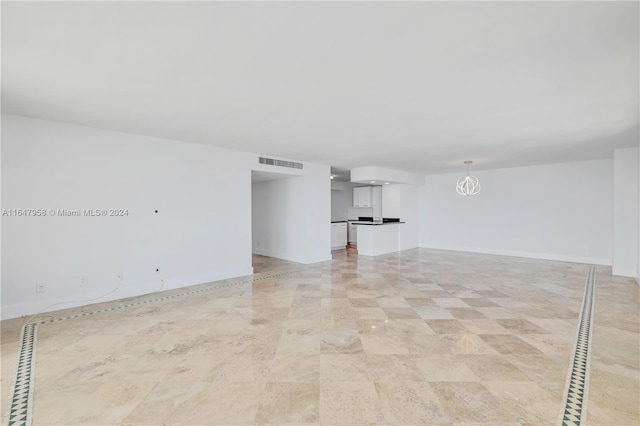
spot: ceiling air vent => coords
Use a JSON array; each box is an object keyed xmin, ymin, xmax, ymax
[{"xmin": 259, "ymin": 157, "xmax": 303, "ymax": 169}]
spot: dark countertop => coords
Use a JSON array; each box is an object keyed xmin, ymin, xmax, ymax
[
  {"xmin": 350, "ymin": 221, "xmax": 405, "ymax": 226},
  {"xmin": 347, "ymin": 217, "xmax": 402, "ymax": 225},
  {"xmin": 331, "ymin": 220, "xmax": 347, "ymax": 223}
]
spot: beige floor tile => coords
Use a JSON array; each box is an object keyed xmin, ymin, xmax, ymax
[
  {"xmin": 415, "ymin": 355, "xmax": 481, "ymax": 382},
  {"xmin": 117, "ymin": 381, "xmax": 203, "ymax": 423},
  {"xmin": 433, "ymin": 297, "xmax": 471, "ymax": 308},
  {"xmin": 360, "ymin": 333, "xmax": 410, "ymax": 355},
  {"xmin": 320, "ymin": 354, "xmax": 370, "ymax": 382},
  {"xmin": 375, "ymin": 381, "xmax": 452, "ymax": 425},
  {"xmin": 412, "ymin": 305, "xmax": 456, "ymax": 319},
  {"xmin": 460, "ymin": 318, "xmax": 511, "ymax": 334},
  {"xmin": 446, "ymin": 307, "xmax": 489, "ymax": 319},
  {"xmin": 366, "ymin": 354, "xmax": 425, "ymax": 382},
  {"xmin": 587, "ymin": 367, "xmax": 640, "ymax": 424},
  {"xmin": 267, "ymin": 354, "xmax": 321, "ymax": 383},
  {"xmin": 255, "ymin": 382, "xmax": 320, "ymax": 424},
  {"xmin": 429, "ymin": 381, "xmax": 514, "ymax": 423},
  {"xmin": 483, "ymin": 380, "xmax": 560, "ymax": 423},
  {"xmin": 497, "ymin": 318, "xmax": 549, "ymax": 334},
  {"xmin": 382, "ymin": 307, "xmax": 421, "ymax": 319},
  {"xmin": 518, "ymin": 333, "xmax": 574, "ymax": 354},
  {"xmin": 426, "ymin": 319, "xmax": 472, "ymax": 334},
  {"xmin": 2, "ymin": 249, "xmax": 638, "ymax": 425},
  {"xmin": 320, "ymin": 331, "xmax": 364, "ymax": 354},
  {"xmin": 319, "ymin": 381, "xmax": 383, "ymax": 424},
  {"xmin": 167, "ymin": 381, "xmax": 266, "ymax": 425},
  {"xmin": 458, "ymin": 354, "xmax": 531, "ymax": 382}
]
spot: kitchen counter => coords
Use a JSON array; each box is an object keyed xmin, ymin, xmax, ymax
[
  {"xmin": 349, "ymin": 221, "xmax": 405, "ymax": 226},
  {"xmin": 348, "ymin": 216, "xmax": 403, "ymax": 225},
  {"xmin": 331, "ymin": 220, "xmax": 347, "ymax": 223},
  {"xmin": 353, "ymin": 220, "xmax": 404, "ymax": 256}
]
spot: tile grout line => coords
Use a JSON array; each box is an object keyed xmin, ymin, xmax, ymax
[
  {"xmin": 557, "ymin": 265, "xmax": 596, "ymax": 426},
  {"xmin": 1, "ymin": 263, "xmax": 329, "ymax": 426}
]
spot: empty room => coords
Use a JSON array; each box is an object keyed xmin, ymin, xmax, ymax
[{"xmin": 1, "ymin": 1, "xmax": 639, "ymax": 425}]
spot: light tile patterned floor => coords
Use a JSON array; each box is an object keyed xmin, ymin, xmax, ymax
[{"xmin": 1, "ymin": 248, "xmax": 638, "ymax": 425}]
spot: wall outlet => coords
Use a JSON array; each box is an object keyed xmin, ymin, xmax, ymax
[
  {"xmin": 80, "ymin": 277, "xmax": 88, "ymax": 286},
  {"xmin": 116, "ymin": 272, "xmax": 123, "ymax": 281},
  {"xmin": 36, "ymin": 282, "xmax": 46, "ymax": 293}
]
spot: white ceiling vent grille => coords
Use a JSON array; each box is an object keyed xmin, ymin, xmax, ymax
[{"xmin": 259, "ymin": 157, "xmax": 303, "ymax": 169}]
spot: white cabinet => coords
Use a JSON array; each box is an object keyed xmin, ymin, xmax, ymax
[
  {"xmin": 331, "ymin": 222, "xmax": 347, "ymax": 249},
  {"xmin": 353, "ymin": 186, "xmax": 372, "ymax": 208},
  {"xmin": 348, "ymin": 223, "xmax": 358, "ymax": 244}
]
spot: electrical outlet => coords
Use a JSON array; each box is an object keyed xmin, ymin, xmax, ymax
[
  {"xmin": 36, "ymin": 282, "xmax": 46, "ymax": 293},
  {"xmin": 116, "ymin": 272, "xmax": 123, "ymax": 281},
  {"xmin": 80, "ymin": 277, "xmax": 88, "ymax": 286}
]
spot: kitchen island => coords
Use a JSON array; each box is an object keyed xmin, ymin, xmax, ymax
[{"xmin": 352, "ymin": 219, "xmax": 404, "ymax": 257}]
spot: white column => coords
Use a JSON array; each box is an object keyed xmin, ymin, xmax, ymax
[{"xmin": 613, "ymin": 147, "xmax": 639, "ymax": 277}]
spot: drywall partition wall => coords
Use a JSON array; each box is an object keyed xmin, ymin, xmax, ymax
[
  {"xmin": 252, "ymin": 162, "xmax": 331, "ymax": 264},
  {"xmin": 331, "ymin": 181, "xmax": 373, "ymax": 221},
  {"xmin": 383, "ymin": 184, "xmax": 419, "ymax": 251},
  {"xmin": 613, "ymin": 147, "xmax": 639, "ymax": 277},
  {"xmin": 419, "ymin": 159, "xmax": 613, "ymax": 265},
  {"xmin": 331, "ymin": 181, "xmax": 345, "ymax": 191},
  {"xmin": 1, "ymin": 114, "xmax": 255, "ymax": 319}
]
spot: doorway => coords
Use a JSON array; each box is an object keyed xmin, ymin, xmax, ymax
[{"xmin": 250, "ymin": 169, "xmax": 303, "ymax": 274}]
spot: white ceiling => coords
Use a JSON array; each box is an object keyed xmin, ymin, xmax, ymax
[{"xmin": 2, "ymin": 1, "xmax": 638, "ymax": 174}]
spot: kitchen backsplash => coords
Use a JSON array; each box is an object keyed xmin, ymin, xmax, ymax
[{"xmin": 331, "ymin": 207, "xmax": 372, "ymax": 222}]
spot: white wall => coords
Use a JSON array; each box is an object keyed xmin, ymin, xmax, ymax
[
  {"xmin": 1, "ymin": 114, "xmax": 311, "ymax": 319},
  {"xmin": 419, "ymin": 160, "xmax": 613, "ymax": 265},
  {"xmin": 613, "ymin": 147, "xmax": 639, "ymax": 277},
  {"xmin": 331, "ymin": 182, "xmax": 372, "ymax": 221},
  {"xmin": 252, "ymin": 163, "xmax": 331, "ymax": 264},
  {"xmin": 383, "ymin": 184, "xmax": 419, "ymax": 251}
]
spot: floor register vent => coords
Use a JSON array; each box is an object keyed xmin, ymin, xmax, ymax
[{"xmin": 259, "ymin": 157, "xmax": 303, "ymax": 169}]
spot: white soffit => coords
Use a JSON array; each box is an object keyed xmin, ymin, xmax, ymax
[{"xmin": 351, "ymin": 167, "xmax": 424, "ymax": 186}]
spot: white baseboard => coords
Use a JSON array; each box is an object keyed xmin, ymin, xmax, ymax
[
  {"xmin": 358, "ymin": 248, "xmax": 398, "ymax": 257},
  {"xmin": 252, "ymin": 247, "xmax": 270, "ymax": 256},
  {"xmin": 1, "ymin": 267, "xmax": 254, "ymax": 320},
  {"xmin": 611, "ymin": 267, "xmax": 638, "ymax": 278},
  {"xmin": 418, "ymin": 244, "xmax": 611, "ymax": 266},
  {"xmin": 253, "ymin": 249, "xmax": 332, "ymax": 265}
]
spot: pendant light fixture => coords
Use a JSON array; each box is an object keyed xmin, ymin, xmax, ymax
[{"xmin": 456, "ymin": 161, "xmax": 481, "ymax": 196}]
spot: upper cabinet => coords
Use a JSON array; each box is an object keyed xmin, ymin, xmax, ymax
[{"xmin": 353, "ymin": 186, "xmax": 373, "ymax": 208}]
